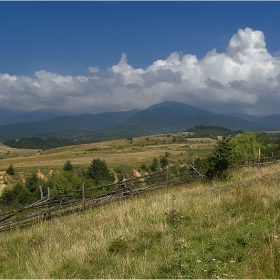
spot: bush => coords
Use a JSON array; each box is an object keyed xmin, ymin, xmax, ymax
[
  {"xmin": 6, "ymin": 164, "xmax": 15, "ymax": 175},
  {"xmin": 141, "ymin": 164, "xmax": 149, "ymax": 172},
  {"xmin": 160, "ymin": 156, "xmax": 169, "ymax": 169},
  {"xmin": 63, "ymin": 160, "xmax": 74, "ymax": 172},
  {"xmin": 0, "ymin": 182, "xmax": 31, "ymax": 206},
  {"xmin": 150, "ymin": 158, "xmax": 159, "ymax": 172},
  {"xmin": 25, "ymin": 173, "xmax": 42, "ymax": 193},
  {"xmin": 47, "ymin": 174, "xmax": 73, "ymax": 197}
]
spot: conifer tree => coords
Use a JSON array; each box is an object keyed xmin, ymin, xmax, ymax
[
  {"xmin": 205, "ymin": 135, "xmax": 235, "ymax": 181},
  {"xmin": 6, "ymin": 164, "xmax": 15, "ymax": 175}
]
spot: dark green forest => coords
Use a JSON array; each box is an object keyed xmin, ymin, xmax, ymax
[
  {"xmin": 186, "ymin": 125, "xmax": 243, "ymax": 138},
  {"xmin": 3, "ymin": 137, "xmax": 75, "ymax": 150}
]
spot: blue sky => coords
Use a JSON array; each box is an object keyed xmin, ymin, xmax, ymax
[{"xmin": 1, "ymin": 1, "xmax": 280, "ymax": 116}]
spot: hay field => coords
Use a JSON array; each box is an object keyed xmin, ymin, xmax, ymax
[{"xmin": 0, "ymin": 134, "xmax": 216, "ymax": 176}]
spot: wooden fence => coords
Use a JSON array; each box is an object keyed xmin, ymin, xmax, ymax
[
  {"xmin": 236, "ymin": 154, "xmax": 280, "ymax": 167},
  {"xmin": 0, "ymin": 167, "xmax": 202, "ymax": 233},
  {"xmin": 1, "ymin": 154, "xmax": 279, "ymax": 233}
]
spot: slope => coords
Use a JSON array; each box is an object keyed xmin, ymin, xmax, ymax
[
  {"xmin": 0, "ymin": 109, "xmax": 139, "ymax": 141},
  {"xmin": 94, "ymin": 101, "xmax": 271, "ymax": 138}
]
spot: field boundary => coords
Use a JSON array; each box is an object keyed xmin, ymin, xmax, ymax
[
  {"xmin": 1, "ymin": 154, "xmax": 279, "ymax": 233},
  {"xmin": 0, "ymin": 167, "xmax": 202, "ymax": 232}
]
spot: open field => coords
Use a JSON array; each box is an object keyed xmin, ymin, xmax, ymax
[
  {"xmin": 0, "ymin": 134, "xmax": 216, "ymax": 179},
  {"xmin": 0, "ymin": 163, "xmax": 280, "ymax": 278}
]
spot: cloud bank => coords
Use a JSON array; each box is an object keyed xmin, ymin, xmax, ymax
[{"xmin": 1, "ymin": 27, "xmax": 280, "ymax": 116}]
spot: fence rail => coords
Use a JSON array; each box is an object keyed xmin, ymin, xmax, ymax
[
  {"xmin": 1, "ymin": 154, "xmax": 279, "ymax": 233},
  {"xmin": 0, "ymin": 167, "xmax": 203, "ymax": 232}
]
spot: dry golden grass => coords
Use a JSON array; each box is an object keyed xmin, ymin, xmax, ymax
[
  {"xmin": 1, "ymin": 163, "xmax": 280, "ymax": 278},
  {"xmin": 0, "ymin": 135, "xmax": 216, "ymax": 185}
]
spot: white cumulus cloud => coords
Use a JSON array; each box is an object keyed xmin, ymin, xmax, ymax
[{"xmin": 1, "ymin": 27, "xmax": 280, "ymax": 116}]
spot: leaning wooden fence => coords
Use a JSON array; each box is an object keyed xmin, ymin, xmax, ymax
[
  {"xmin": 0, "ymin": 166, "xmax": 202, "ymax": 233},
  {"xmin": 1, "ymin": 154, "xmax": 279, "ymax": 233}
]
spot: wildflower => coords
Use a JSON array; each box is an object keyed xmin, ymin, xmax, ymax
[
  {"xmin": 172, "ymin": 209, "xmax": 178, "ymax": 213},
  {"xmin": 196, "ymin": 260, "xmax": 202, "ymax": 263}
]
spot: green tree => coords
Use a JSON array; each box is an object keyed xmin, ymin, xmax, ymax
[
  {"xmin": 6, "ymin": 164, "xmax": 15, "ymax": 175},
  {"xmin": 63, "ymin": 160, "xmax": 74, "ymax": 171},
  {"xmin": 25, "ymin": 172, "xmax": 41, "ymax": 193},
  {"xmin": 230, "ymin": 133, "xmax": 263, "ymax": 163},
  {"xmin": 86, "ymin": 158, "xmax": 114, "ymax": 185},
  {"xmin": 141, "ymin": 164, "xmax": 149, "ymax": 172},
  {"xmin": 62, "ymin": 170, "xmax": 83, "ymax": 190},
  {"xmin": 150, "ymin": 158, "xmax": 159, "ymax": 172},
  {"xmin": 205, "ymin": 135, "xmax": 235, "ymax": 181},
  {"xmin": 160, "ymin": 156, "xmax": 169, "ymax": 169},
  {"xmin": 47, "ymin": 174, "xmax": 73, "ymax": 197},
  {"xmin": 0, "ymin": 187, "xmax": 14, "ymax": 205},
  {"xmin": 12, "ymin": 182, "xmax": 31, "ymax": 204},
  {"xmin": 0, "ymin": 182, "xmax": 30, "ymax": 206}
]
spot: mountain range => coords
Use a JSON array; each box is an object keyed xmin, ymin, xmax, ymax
[{"xmin": 0, "ymin": 101, "xmax": 279, "ymax": 143}]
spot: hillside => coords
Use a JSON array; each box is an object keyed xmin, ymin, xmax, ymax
[
  {"xmin": 230, "ymin": 112, "xmax": 280, "ymax": 129},
  {"xmin": 0, "ymin": 109, "xmax": 139, "ymax": 142},
  {"xmin": 114, "ymin": 101, "xmax": 267, "ymax": 133},
  {"xmin": 0, "ymin": 163, "xmax": 280, "ymax": 278},
  {"xmin": 0, "ymin": 101, "xmax": 274, "ymax": 143}
]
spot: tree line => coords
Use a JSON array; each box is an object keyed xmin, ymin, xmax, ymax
[{"xmin": 3, "ymin": 137, "xmax": 75, "ymax": 150}]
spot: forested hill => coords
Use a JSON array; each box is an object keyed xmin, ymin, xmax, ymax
[
  {"xmin": 186, "ymin": 125, "xmax": 243, "ymax": 138},
  {"xmin": 0, "ymin": 101, "xmax": 276, "ymax": 144},
  {"xmin": 3, "ymin": 137, "xmax": 75, "ymax": 150}
]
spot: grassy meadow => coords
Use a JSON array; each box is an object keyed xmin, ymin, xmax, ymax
[
  {"xmin": 0, "ymin": 162, "xmax": 280, "ymax": 278},
  {"xmin": 0, "ymin": 133, "xmax": 215, "ymax": 192},
  {"xmin": 1, "ymin": 133, "xmax": 280, "ymax": 278}
]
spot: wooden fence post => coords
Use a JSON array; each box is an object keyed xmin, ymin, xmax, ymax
[
  {"xmin": 130, "ymin": 169, "xmax": 134, "ymax": 196},
  {"xmin": 47, "ymin": 187, "xmax": 51, "ymax": 219},
  {"xmin": 82, "ymin": 182, "xmax": 85, "ymax": 213},
  {"xmin": 39, "ymin": 185, "xmax": 43, "ymax": 199},
  {"xmin": 165, "ymin": 166, "xmax": 169, "ymax": 187}
]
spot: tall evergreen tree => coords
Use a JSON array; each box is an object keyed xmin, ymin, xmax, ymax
[
  {"xmin": 150, "ymin": 158, "xmax": 159, "ymax": 172},
  {"xmin": 86, "ymin": 158, "xmax": 113, "ymax": 185},
  {"xmin": 205, "ymin": 135, "xmax": 235, "ymax": 181}
]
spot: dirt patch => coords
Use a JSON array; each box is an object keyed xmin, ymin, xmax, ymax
[
  {"xmin": 132, "ymin": 168, "xmax": 142, "ymax": 178},
  {"xmin": 0, "ymin": 172, "xmax": 8, "ymax": 195},
  {"xmin": 37, "ymin": 170, "xmax": 46, "ymax": 180}
]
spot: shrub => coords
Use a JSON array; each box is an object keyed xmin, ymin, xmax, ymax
[
  {"xmin": 160, "ymin": 156, "xmax": 169, "ymax": 169},
  {"xmin": 150, "ymin": 158, "xmax": 159, "ymax": 172},
  {"xmin": 0, "ymin": 182, "xmax": 31, "ymax": 206},
  {"xmin": 63, "ymin": 160, "xmax": 74, "ymax": 171},
  {"xmin": 6, "ymin": 164, "xmax": 15, "ymax": 175},
  {"xmin": 47, "ymin": 174, "xmax": 73, "ymax": 197},
  {"xmin": 25, "ymin": 172, "xmax": 42, "ymax": 193}
]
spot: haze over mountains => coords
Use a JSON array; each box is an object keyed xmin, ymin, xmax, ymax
[{"xmin": 0, "ymin": 101, "xmax": 279, "ymax": 143}]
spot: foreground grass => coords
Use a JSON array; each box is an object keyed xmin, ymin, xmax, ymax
[{"xmin": 1, "ymin": 164, "xmax": 280, "ymax": 278}]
